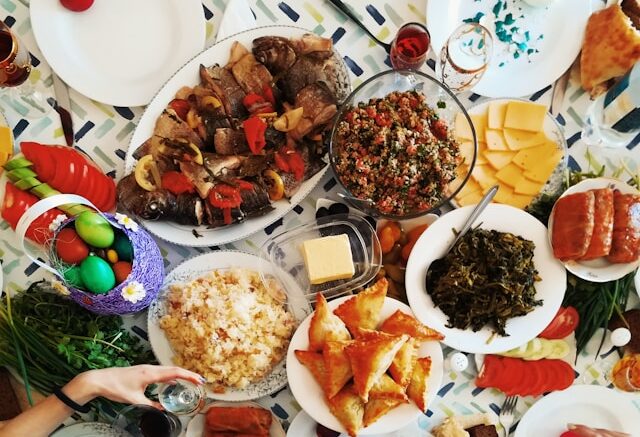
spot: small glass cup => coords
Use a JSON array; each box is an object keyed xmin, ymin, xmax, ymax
[
  {"xmin": 610, "ymin": 354, "xmax": 640, "ymax": 392},
  {"xmin": 390, "ymin": 22, "xmax": 431, "ymax": 70},
  {"xmin": 157, "ymin": 378, "xmax": 206, "ymax": 415},
  {"xmin": 438, "ymin": 22, "xmax": 493, "ymax": 93},
  {"xmin": 112, "ymin": 404, "xmax": 182, "ymax": 437}
]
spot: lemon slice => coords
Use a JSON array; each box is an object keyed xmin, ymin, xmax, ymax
[{"xmin": 134, "ymin": 154, "xmax": 161, "ymax": 191}]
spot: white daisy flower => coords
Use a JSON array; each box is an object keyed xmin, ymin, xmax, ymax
[
  {"xmin": 121, "ymin": 281, "xmax": 146, "ymax": 303},
  {"xmin": 49, "ymin": 214, "xmax": 68, "ymax": 232},
  {"xmin": 115, "ymin": 213, "xmax": 139, "ymax": 232}
]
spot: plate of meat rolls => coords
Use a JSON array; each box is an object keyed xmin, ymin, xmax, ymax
[
  {"xmin": 549, "ymin": 177, "xmax": 640, "ymax": 282},
  {"xmin": 185, "ymin": 401, "xmax": 285, "ymax": 437}
]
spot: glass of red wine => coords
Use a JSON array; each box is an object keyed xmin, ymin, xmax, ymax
[
  {"xmin": 112, "ymin": 404, "xmax": 182, "ymax": 437},
  {"xmin": 0, "ymin": 21, "xmax": 51, "ymax": 118},
  {"xmin": 390, "ymin": 22, "xmax": 431, "ymax": 70}
]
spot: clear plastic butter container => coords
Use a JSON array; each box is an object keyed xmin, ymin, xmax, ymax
[{"xmin": 259, "ymin": 214, "xmax": 382, "ymax": 303}]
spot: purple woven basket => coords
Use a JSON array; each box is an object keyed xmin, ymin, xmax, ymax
[{"xmin": 51, "ymin": 213, "xmax": 164, "ymax": 315}]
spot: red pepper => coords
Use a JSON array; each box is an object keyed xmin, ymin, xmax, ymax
[
  {"xmin": 242, "ymin": 116, "xmax": 267, "ymax": 155},
  {"xmin": 287, "ymin": 151, "xmax": 305, "ymax": 181},
  {"xmin": 208, "ymin": 184, "xmax": 242, "ymax": 209},
  {"xmin": 222, "ymin": 207, "xmax": 232, "ymax": 225},
  {"xmin": 274, "ymin": 151, "xmax": 290, "ymax": 173},
  {"xmin": 169, "ymin": 99, "xmax": 191, "ymax": 121},
  {"xmin": 242, "ymin": 93, "xmax": 264, "ymax": 108},
  {"xmin": 262, "ymin": 84, "xmax": 276, "ymax": 106},
  {"xmin": 242, "ymin": 92, "xmax": 274, "ymax": 114},
  {"xmin": 232, "ymin": 179, "xmax": 254, "ymax": 191},
  {"xmin": 161, "ymin": 171, "xmax": 195, "ymax": 195}
]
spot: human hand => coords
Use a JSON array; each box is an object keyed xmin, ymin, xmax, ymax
[{"xmin": 75, "ymin": 365, "xmax": 204, "ymax": 409}]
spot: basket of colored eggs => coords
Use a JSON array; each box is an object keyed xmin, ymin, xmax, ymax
[{"xmin": 15, "ymin": 194, "xmax": 164, "ymax": 315}]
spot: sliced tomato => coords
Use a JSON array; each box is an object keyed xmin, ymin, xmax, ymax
[
  {"xmin": 539, "ymin": 307, "xmax": 579, "ymax": 339},
  {"xmin": 1, "ymin": 182, "xmax": 61, "ymax": 244},
  {"xmin": 476, "ymin": 354, "xmax": 504, "ymax": 388},
  {"xmin": 553, "ymin": 359, "xmax": 575, "ymax": 391},
  {"xmin": 525, "ymin": 360, "xmax": 546, "ymax": 397},
  {"xmin": 84, "ymin": 167, "xmax": 108, "ymax": 209},
  {"xmin": 499, "ymin": 357, "xmax": 527, "ymax": 395},
  {"xmin": 101, "ymin": 175, "xmax": 116, "ymax": 211}
]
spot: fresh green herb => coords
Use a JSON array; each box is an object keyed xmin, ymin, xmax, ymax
[
  {"xmin": 0, "ymin": 281, "xmax": 155, "ymax": 414},
  {"xmin": 426, "ymin": 228, "xmax": 541, "ymax": 336},
  {"xmin": 437, "ymin": 101, "xmax": 446, "ymax": 109}
]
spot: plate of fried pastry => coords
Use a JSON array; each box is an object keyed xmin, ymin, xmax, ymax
[
  {"xmin": 286, "ymin": 278, "xmax": 444, "ymax": 437},
  {"xmin": 549, "ymin": 177, "xmax": 640, "ymax": 282}
]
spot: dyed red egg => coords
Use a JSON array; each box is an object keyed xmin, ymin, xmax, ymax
[
  {"xmin": 55, "ymin": 228, "xmax": 89, "ymax": 264},
  {"xmin": 112, "ymin": 261, "xmax": 132, "ymax": 284}
]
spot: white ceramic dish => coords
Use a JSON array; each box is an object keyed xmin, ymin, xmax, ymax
[
  {"xmin": 124, "ymin": 25, "xmax": 349, "ymax": 247},
  {"xmin": 186, "ymin": 401, "xmax": 285, "ymax": 437},
  {"xmin": 286, "ymin": 410, "xmax": 423, "ymax": 437},
  {"xmin": 426, "ymin": 0, "xmax": 591, "ymax": 97},
  {"xmin": 147, "ymin": 251, "xmax": 311, "ymax": 401},
  {"xmin": 50, "ymin": 423, "xmax": 129, "ymax": 437},
  {"xmin": 30, "ymin": 0, "xmax": 205, "ymax": 107},
  {"xmin": 548, "ymin": 177, "xmax": 640, "ymax": 283},
  {"xmin": 286, "ymin": 296, "xmax": 443, "ymax": 435},
  {"xmin": 405, "ymin": 203, "xmax": 566, "ymax": 354},
  {"xmin": 514, "ymin": 385, "xmax": 639, "ymax": 436}
]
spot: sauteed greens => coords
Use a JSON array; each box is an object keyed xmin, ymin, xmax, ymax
[{"xmin": 426, "ymin": 228, "xmax": 541, "ymax": 336}]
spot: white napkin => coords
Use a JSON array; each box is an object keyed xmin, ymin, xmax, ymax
[{"xmin": 216, "ymin": 0, "xmax": 257, "ymax": 42}]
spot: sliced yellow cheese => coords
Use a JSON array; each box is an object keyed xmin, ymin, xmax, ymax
[
  {"xmin": 503, "ymin": 128, "xmax": 547, "ymax": 150},
  {"xmin": 456, "ymin": 189, "xmax": 484, "ymax": 206},
  {"xmin": 0, "ymin": 126, "xmax": 12, "ymax": 154},
  {"xmin": 455, "ymin": 112, "xmax": 474, "ymax": 141},
  {"xmin": 495, "ymin": 163, "xmax": 524, "ymax": 187},
  {"xmin": 507, "ymin": 192, "xmax": 534, "ymax": 209},
  {"xmin": 488, "ymin": 101, "xmax": 508, "ymax": 129},
  {"xmin": 512, "ymin": 143, "xmax": 558, "ymax": 169},
  {"xmin": 514, "ymin": 177, "xmax": 544, "ymax": 195},
  {"xmin": 523, "ymin": 150, "xmax": 562, "ymax": 183},
  {"xmin": 302, "ymin": 234, "xmax": 355, "ymax": 285},
  {"xmin": 493, "ymin": 183, "xmax": 514, "ymax": 204},
  {"xmin": 504, "ymin": 101, "xmax": 548, "ymax": 132},
  {"xmin": 485, "ymin": 129, "xmax": 509, "ymax": 151},
  {"xmin": 0, "ymin": 150, "xmax": 8, "ymax": 167},
  {"xmin": 483, "ymin": 150, "xmax": 516, "ymax": 170},
  {"xmin": 471, "ymin": 113, "xmax": 488, "ymax": 141},
  {"xmin": 472, "ymin": 164, "xmax": 498, "ymax": 190},
  {"xmin": 459, "ymin": 141, "xmax": 475, "ymax": 166},
  {"xmin": 476, "ymin": 141, "xmax": 488, "ymax": 165},
  {"xmin": 457, "ymin": 176, "xmax": 482, "ymax": 199}
]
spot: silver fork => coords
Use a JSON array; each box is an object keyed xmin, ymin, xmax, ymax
[{"xmin": 498, "ymin": 395, "xmax": 518, "ymax": 437}]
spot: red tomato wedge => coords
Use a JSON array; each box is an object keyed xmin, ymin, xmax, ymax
[{"xmin": 539, "ymin": 306, "xmax": 580, "ymax": 339}]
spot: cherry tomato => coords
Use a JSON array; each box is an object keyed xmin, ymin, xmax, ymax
[
  {"xmin": 55, "ymin": 227, "xmax": 89, "ymax": 265},
  {"xmin": 60, "ymin": 0, "xmax": 94, "ymax": 12}
]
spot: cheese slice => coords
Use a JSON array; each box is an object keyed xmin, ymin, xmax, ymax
[
  {"xmin": 472, "ymin": 164, "xmax": 498, "ymax": 190},
  {"xmin": 523, "ymin": 150, "xmax": 563, "ymax": 183},
  {"xmin": 483, "ymin": 150, "xmax": 516, "ymax": 170},
  {"xmin": 471, "ymin": 113, "xmax": 488, "ymax": 141},
  {"xmin": 461, "ymin": 141, "xmax": 488, "ymax": 165},
  {"xmin": 512, "ymin": 143, "xmax": 558, "ymax": 169},
  {"xmin": 506, "ymin": 192, "xmax": 534, "ymax": 209},
  {"xmin": 476, "ymin": 142, "xmax": 488, "ymax": 165},
  {"xmin": 0, "ymin": 126, "xmax": 12, "ymax": 154},
  {"xmin": 504, "ymin": 101, "xmax": 548, "ymax": 132},
  {"xmin": 456, "ymin": 189, "xmax": 484, "ymax": 206},
  {"xmin": 493, "ymin": 183, "xmax": 514, "ymax": 204},
  {"xmin": 495, "ymin": 163, "xmax": 524, "ymax": 187},
  {"xmin": 0, "ymin": 150, "xmax": 9, "ymax": 167},
  {"xmin": 514, "ymin": 177, "xmax": 544, "ymax": 195},
  {"xmin": 488, "ymin": 101, "xmax": 508, "ymax": 130},
  {"xmin": 455, "ymin": 112, "xmax": 474, "ymax": 141},
  {"xmin": 503, "ymin": 128, "xmax": 547, "ymax": 150},
  {"xmin": 302, "ymin": 234, "xmax": 355, "ymax": 285},
  {"xmin": 457, "ymin": 176, "xmax": 482, "ymax": 198},
  {"xmin": 485, "ymin": 129, "xmax": 509, "ymax": 151}
]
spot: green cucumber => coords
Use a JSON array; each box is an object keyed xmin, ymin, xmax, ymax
[
  {"xmin": 30, "ymin": 183, "xmax": 58, "ymax": 198},
  {"xmin": 15, "ymin": 177, "xmax": 42, "ymax": 191},
  {"xmin": 525, "ymin": 339, "xmax": 555, "ymax": 360},
  {"xmin": 7, "ymin": 167, "xmax": 37, "ymax": 182},
  {"xmin": 3, "ymin": 157, "xmax": 32, "ymax": 171},
  {"xmin": 547, "ymin": 340, "xmax": 570, "ymax": 360}
]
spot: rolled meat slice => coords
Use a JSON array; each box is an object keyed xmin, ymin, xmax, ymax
[
  {"xmin": 552, "ymin": 191, "xmax": 595, "ymax": 261},
  {"xmin": 607, "ymin": 190, "xmax": 640, "ymax": 263},
  {"xmin": 581, "ymin": 187, "xmax": 614, "ymax": 260}
]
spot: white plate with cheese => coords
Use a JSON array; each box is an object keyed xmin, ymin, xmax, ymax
[{"xmin": 453, "ymin": 98, "xmax": 567, "ymax": 209}]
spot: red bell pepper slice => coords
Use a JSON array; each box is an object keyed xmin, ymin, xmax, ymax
[
  {"xmin": 274, "ymin": 152, "xmax": 290, "ymax": 173},
  {"xmin": 262, "ymin": 84, "xmax": 275, "ymax": 106},
  {"xmin": 231, "ymin": 179, "xmax": 254, "ymax": 191},
  {"xmin": 242, "ymin": 116, "xmax": 267, "ymax": 155},
  {"xmin": 208, "ymin": 184, "xmax": 242, "ymax": 209},
  {"xmin": 222, "ymin": 207, "xmax": 232, "ymax": 225},
  {"xmin": 169, "ymin": 99, "xmax": 191, "ymax": 121},
  {"xmin": 161, "ymin": 171, "xmax": 196, "ymax": 195}
]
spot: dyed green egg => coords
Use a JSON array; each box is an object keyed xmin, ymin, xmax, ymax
[
  {"xmin": 75, "ymin": 212, "xmax": 114, "ymax": 248},
  {"xmin": 112, "ymin": 232, "xmax": 133, "ymax": 262},
  {"xmin": 63, "ymin": 265, "xmax": 85, "ymax": 289},
  {"xmin": 79, "ymin": 255, "xmax": 115, "ymax": 294}
]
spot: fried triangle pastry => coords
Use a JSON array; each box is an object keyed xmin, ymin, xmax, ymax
[
  {"xmin": 334, "ymin": 278, "xmax": 388, "ymax": 336},
  {"xmin": 327, "ymin": 384, "xmax": 364, "ymax": 437},
  {"xmin": 363, "ymin": 397, "xmax": 404, "ymax": 428},
  {"xmin": 406, "ymin": 356, "xmax": 432, "ymax": 413},
  {"xmin": 369, "ymin": 373, "xmax": 408, "ymax": 402},
  {"xmin": 379, "ymin": 309, "xmax": 444, "ymax": 341},
  {"xmin": 323, "ymin": 340, "xmax": 354, "ymax": 399},
  {"xmin": 294, "ymin": 350, "xmax": 327, "ymax": 393},
  {"xmin": 345, "ymin": 333, "xmax": 408, "ymax": 402},
  {"xmin": 308, "ymin": 292, "xmax": 351, "ymax": 352},
  {"xmin": 388, "ymin": 338, "xmax": 418, "ymax": 389}
]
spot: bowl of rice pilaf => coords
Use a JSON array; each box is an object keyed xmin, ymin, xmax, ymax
[{"xmin": 329, "ymin": 69, "xmax": 477, "ymax": 219}]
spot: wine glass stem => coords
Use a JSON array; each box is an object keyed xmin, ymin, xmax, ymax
[{"xmin": 3, "ymin": 80, "xmax": 52, "ymax": 118}]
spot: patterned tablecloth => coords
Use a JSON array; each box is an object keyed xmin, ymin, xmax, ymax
[{"xmin": 0, "ymin": 0, "xmax": 639, "ymax": 435}]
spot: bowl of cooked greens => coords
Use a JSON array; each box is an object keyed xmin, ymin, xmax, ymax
[
  {"xmin": 404, "ymin": 203, "xmax": 567, "ymax": 354},
  {"xmin": 329, "ymin": 69, "xmax": 477, "ymax": 219}
]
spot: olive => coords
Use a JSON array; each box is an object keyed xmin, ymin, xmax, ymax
[{"xmin": 329, "ymin": 202, "xmax": 349, "ymax": 215}]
